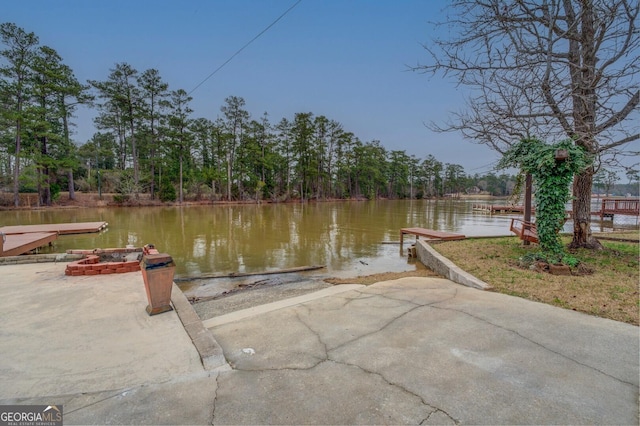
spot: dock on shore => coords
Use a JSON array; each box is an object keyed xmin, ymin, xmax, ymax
[
  {"xmin": 399, "ymin": 227, "xmax": 465, "ymax": 249},
  {"xmin": 1, "ymin": 232, "xmax": 59, "ymax": 257},
  {"xmin": 472, "ymin": 204, "xmax": 534, "ymax": 214},
  {"xmin": 0, "ymin": 221, "xmax": 108, "ymax": 257},
  {"xmin": 0, "ymin": 221, "xmax": 108, "ymax": 236}
]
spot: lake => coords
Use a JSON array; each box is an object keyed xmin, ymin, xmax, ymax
[{"xmin": 0, "ymin": 199, "xmax": 625, "ymax": 277}]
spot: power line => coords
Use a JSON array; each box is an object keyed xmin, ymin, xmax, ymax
[{"xmin": 188, "ymin": 0, "xmax": 303, "ymax": 95}]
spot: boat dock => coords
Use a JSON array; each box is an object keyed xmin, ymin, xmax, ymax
[
  {"xmin": 472, "ymin": 204, "xmax": 534, "ymax": 214},
  {"xmin": 399, "ymin": 227, "xmax": 465, "ymax": 249},
  {"xmin": 1, "ymin": 232, "xmax": 59, "ymax": 257},
  {"xmin": 0, "ymin": 221, "xmax": 108, "ymax": 257},
  {"xmin": 0, "ymin": 221, "xmax": 108, "ymax": 235}
]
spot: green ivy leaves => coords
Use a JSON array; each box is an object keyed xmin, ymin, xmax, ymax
[{"xmin": 499, "ymin": 138, "xmax": 590, "ymax": 262}]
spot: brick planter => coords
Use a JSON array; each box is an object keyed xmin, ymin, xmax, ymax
[{"xmin": 64, "ymin": 248, "xmax": 143, "ymax": 276}]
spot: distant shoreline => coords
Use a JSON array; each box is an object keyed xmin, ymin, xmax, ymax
[{"xmin": 0, "ymin": 192, "xmax": 510, "ymax": 211}]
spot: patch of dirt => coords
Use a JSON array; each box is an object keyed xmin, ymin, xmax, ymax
[
  {"xmin": 324, "ymin": 268, "xmax": 439, "ymax": 285},
  {"xmin": 189, "ymin": 265, "xmax": 439, "ymax": 320},
  {"xmin": 192, "ymin": 279, "xmax": 332, "ymax": 320}
]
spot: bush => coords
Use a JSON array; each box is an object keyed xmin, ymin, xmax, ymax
[
  {"xmin": 113, "ymin": 194, "xmax": 130, "ymax": 204},
  {"xmin": 159, "ymin": 182, "xmax": 177, "ymax": 202}
]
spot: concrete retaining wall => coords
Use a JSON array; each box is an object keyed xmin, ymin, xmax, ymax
[{"xmin": 416, "ymin": 239, "xmax": 492, "ymax": 290}]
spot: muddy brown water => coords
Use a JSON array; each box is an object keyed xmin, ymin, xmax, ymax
[{"xmin": 2, "ymin": 199, "xmax": 617, "ymax": 278}]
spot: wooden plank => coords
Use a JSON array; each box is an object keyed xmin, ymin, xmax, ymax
[
  {"xmin": 401, "ymin": 227, "xmax": 465, "ymax": 240},
  {"xmin": 174, "ymin": 265, "xmax": 326, "ymax": 283},
  {"xmin": 0, "ymin": 221, "xmax": 108, "ymax": 235},
  {"xmin": 1, "ymin": 232, "xmax": 58, "ymax": 257},
  {"xmin": 400, "ymin": 227, "xmax": 465, "ymax": 248}
]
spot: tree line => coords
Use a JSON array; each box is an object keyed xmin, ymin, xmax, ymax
[{"xmin": 0, "ymin": 22, "xmax": 522, "ymax": 206}]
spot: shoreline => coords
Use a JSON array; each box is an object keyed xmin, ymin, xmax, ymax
[{"xmin": 0, "ymin": 191, "xmax": 507, "ymax": 211}]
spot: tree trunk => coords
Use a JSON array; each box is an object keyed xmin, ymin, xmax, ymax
[
  {"xmin": 13, "ymin": 118, "xmax": 21, "ymax": 207},
  {"xmin": 226, "ymin": 152, "xmax": 232, "ymax": 201},
  {"xmin": 179, "ymin": 154, "xmax": 184, "ymax": 204},
  {"xmin": 44, "ymin": 167, "xmax": 52, "ymax": 206},
  {"xmin": 569, "ymin": 168, "xmax": 603, "ymax": 250},
  {"xmin": 68, "ymin": 170, "xmax": 76, "ymax": 200}
]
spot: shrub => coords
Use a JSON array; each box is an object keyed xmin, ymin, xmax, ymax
[{"xmin": 159, "ymin": 182, "xmax": 177, "ymax": 202}]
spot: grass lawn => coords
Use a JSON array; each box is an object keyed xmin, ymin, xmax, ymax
[{"xmin": 431, "ymin": 233, "xmax": 639, "ymax": 325}]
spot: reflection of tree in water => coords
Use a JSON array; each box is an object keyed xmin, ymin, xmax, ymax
[{"xmin": 0, "ymin": 200, "xmax": 510, "ymax": 275}]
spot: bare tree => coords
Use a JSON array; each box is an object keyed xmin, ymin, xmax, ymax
[{"xmin": 414, "ymin": 0, "xmax": 639, "ymax": 248}]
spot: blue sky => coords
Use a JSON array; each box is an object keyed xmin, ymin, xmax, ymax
[{"xmin": 5, "ymin": 0, "xmax": 504, "ymax": 175}]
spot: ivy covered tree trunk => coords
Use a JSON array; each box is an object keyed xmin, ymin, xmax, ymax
[
  {"xmin": 499, "ymin": 138, "xmax": 589, "ymax": 261},
  {"xmin": 570, "ymin": 168, "xmax": 603, "ymax": 250}
]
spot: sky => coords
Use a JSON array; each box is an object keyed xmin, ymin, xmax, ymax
[{"xmin": 5, "ymin": 0, "xmax": 512, "ymax": 175}]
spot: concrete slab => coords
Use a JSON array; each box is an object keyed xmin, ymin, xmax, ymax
[
  {"xmin": 1, "ymin": 263, "xmax": 638, "ymax": 425},
  {"xmin": 209, "ymin": 277, "xmax": 639, "ymax": 425},
  {"xmin": 0, "ymin": 263, "xmax": 203, "ymax": 399}
]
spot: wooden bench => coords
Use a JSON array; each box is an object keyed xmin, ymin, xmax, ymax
[{"xmin": 509, "ymin": 218, "xmax": 539, "ymax": 244}]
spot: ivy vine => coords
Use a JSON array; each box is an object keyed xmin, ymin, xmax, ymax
[{"xmin": 498, "ymin": 138, "xmax": 589, "ymax": 262}]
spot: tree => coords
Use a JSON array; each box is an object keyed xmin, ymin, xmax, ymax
[
  {"xmin": 443, "ymin": 163, "xmax": 466, "ymax": 196},
  {"xmin": 137, "ymin": 68, "xmax": 169, "ymax": 200},
  {"xmin": 387, "ymin": 150, "xmax": 410, "ymax": 198},
  {"xmin": 418, "ymin": 154, "xmax": 443, "ymax": 198},
  {"xmin": 220, "ymin": 96, "xmax": 249, "ymax": 200},
  {"xmin": 290, "ymin": 112, "xmax": 316, "ymax": 201},
  {"xmin": 499, "ymin": 139, "xmax": 588, "ymax": 260},
  {"xmin": 593, "ymin": 168, "xmax": 619, "ymax": 196},
  {"xmin": 0, "ymin": 22, "xmax": 39, "ymax": 206},
  {"xmin": 90, "ymin": 63, "xmax": 142, "ymax": 196},
  {"xmin": 30, "ymin": 45, "xmax": 89, "ymax": 205},
  {"xmin": 165, "ymin": 89, "xmax": 193, "ymax": 204},
  {"xmin": 30, "ymin": 45, "xmax": 64, "ymax": 206},
  {"xmin": 416, "ymin": 0, "xmax": 639, "ymax": 248},
  {"xmin": 56, "ymin": 61, "xmax": 91, "ymax": 201}
]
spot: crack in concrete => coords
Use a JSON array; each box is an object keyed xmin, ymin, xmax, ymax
[
  {"xmin": 420, "ymin": 408, "xmax": 460, "ymax": 425},
  {"xmin": 64, "ymin": 387, "xmax": 137, "ymax": 415},
  {"xmin": 328, "ymin": 289, "xmax": 459, "ymax": 353},
  {"xmin": 210, "ymin": 372, "xmax": 219, "ymax": 425},
  {"xmin": 430, "ymin": 304, "xmax": 637, "ymax": 388},
  {"xmin": 60, "ymin": 370, "xmax": 214, "ymax": 416},
  {"xmin": 295, "ymin": 307, "xmax": 329, "ymax": 360},
  {"xmin": 330, "ymin": 359, "xmax": 460, "ymax": 425},
  {"xmin": 249, "ymin": 289, "xmax": 461, "ymax": 422}
]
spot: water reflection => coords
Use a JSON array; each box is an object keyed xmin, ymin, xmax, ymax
[{"xmin": 1, "ymin": 200, "xmax": 635, "ymax": 276}]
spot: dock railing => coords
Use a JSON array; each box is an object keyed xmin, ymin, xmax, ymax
[{"xmin": 600, "ymin": 198, "xmax": 639, "ymax": 218}]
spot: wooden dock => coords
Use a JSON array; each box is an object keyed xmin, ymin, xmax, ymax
[
  {"xmin": 472, "ymin": 204, "xmax": 534, "ymax": 214},
  {"xmin": 0, "ymin": 221, "xmax": 108, "ymax": 257},
  {"xmin": 400, "ymin": 227, "xmax": 465, "ymax": 249},
  {"xmin": 597, "ymin": 198, "xmax": 639, "ymax": 219},
  {"xmin": 1, "ymin": 232, "xmax": 58, "ymax": 257},
  {"xmin": 0, "ymin": 221, "xmax": 108, "ymax": 236}
]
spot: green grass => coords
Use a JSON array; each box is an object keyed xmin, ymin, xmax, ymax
[{"xmin": 433, "ymin": 234, "xmax": 640, "ymax": 325}]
